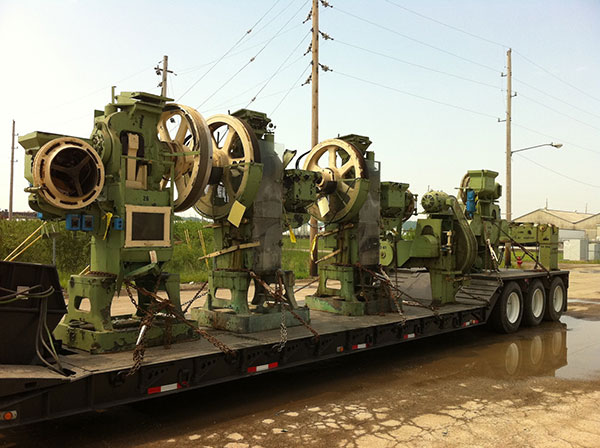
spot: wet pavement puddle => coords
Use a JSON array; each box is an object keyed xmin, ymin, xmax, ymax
[{"xmin": 2, "ymin": 310, "xmax": 600, "ymax": 447}]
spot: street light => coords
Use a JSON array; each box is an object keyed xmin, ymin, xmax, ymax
[
  {"xmin": 505, "ymin": 142, "xmax": 563, "ymax": 267},
  {"xmin": 511, "ymin": 142, "xmax": 563, "ymax": 154}
]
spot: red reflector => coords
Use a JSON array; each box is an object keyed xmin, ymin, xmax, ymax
[
  {"xmin": 2, "ymin": 411, "xmax": 17, "ymax": 421},
  {"xmin": 247, "ymin": 361, "xmax": 279, "ymax": 373}
]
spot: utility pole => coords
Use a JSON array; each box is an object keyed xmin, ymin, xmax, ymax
[
  {"xmin": 155, "ymin": 55, "xmax": 173, "ymax": 97},
  {"xmin": 504, "ymin": 48, "xmax": 513, "ymax": 268},
  {"xmin": 308, "ymin": 0, "xmax": 319, "ymax": 276},
  {"xmin": 9, "ymin": 120, "xmax": 15, "ymax": 220}
]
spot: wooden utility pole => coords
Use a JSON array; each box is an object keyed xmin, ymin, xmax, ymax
[
  {"xmin": 161, "ymin": 55, "xmax": 169, "ymax": 96},
  {"xmin": 504, "ymin": 48, "xmax": 512, "ymax": 267},
  {"xmin": 155, "ymin": 55, "xmax": 173, "ymax": 97},
  {"xmin": 9, "ymin": 120, "xmax": 15, "ymax": 220},
  {"xmin": 309, "ymin": 0, "xmax": 319, "ymax": 276}
]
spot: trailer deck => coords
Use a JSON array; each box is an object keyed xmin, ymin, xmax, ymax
[{"xmin": 0, "ymin": 268, "xmax": 569, "ymax": 427}]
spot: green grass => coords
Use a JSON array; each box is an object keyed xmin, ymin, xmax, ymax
[
  {"xmin": 6, "ymin": 219, "xmax": 596, "ymax": 287},
  {"xmin": 0, "ymin": 220, "xmax": 319, "ymax": 286}
]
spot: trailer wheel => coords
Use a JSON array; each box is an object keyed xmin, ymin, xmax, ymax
[
  {"xmin": 491, "ymin": 281, "xmax": 523, "ymax": 333},
  {"xmin": 523, "ymin": 280, "xmax": 546, "ymax": 326},
  {"xmin": 544, "ymin": 277, "xmax": 566, "ymax": 322}
]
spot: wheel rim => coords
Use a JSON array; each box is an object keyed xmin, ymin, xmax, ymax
[
  {"xmin": 157, "ymin": 104, "xmax": 213, "ymax": 212},
  {"xmin": 506, "ymin": 291, "xmax": 521, "ymax": 324},
  {"xmin": 531, "ymin": 288, "xmax": 544, "ymax": 318},
  {"xmin": 194, "ymin": 114, "xmax": 260, "ymax": 219},
  {"xmin": 33, "ymin": 137, "xmax": 104, "ymax": 209},
  {"xmin": 553, "ymin": 286, "xmax": 564, "ymax": 313},
  {"xmin": 303, "ymin": 139, "xmax": 368, "ymax": 223}
]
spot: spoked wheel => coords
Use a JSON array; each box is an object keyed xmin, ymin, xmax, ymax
[
  {"xmin": 158, "ymin": 104, "xmax": 213, "ymax": 212},
  {"xmin": 544, "ymin": 277, "xmax": 566, "ymax": 321},
  {"xmin": 32, "ymin": 137, "xmax": 105, "ymax": 209},
  {"xmin": 491, "ymin": 281, "xmax": 523, "ymax": 333},
  {"xmin": 194, "ymin": 114, "xmax": 261, "ymax": 220},
  {"xmin": 523, "ymin": 279, "xmax": 546, "ymax": 326},
  {"xmin": 302, "ymin": 139, "xmax": 369, "ymax": 223}
]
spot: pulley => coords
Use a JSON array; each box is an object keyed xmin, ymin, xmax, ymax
[
  {"xmin": 194, "ymin": 114, "xmax": 262, "ymax": 220},
  {"xmin": 458, "ymin": 172, "xmax": 471, "ymax": 204},
  {"xmin": 302, "ymin": 138, "xmax": 369, "ymax": 223},
  {"xmin": 158, "ymin": 104, "xmax": 213, "ymax": 212},
  {"xmin": 32, "ymin": 137, "xmax": 104, "ymax": 210},
  {"xmin": 403, "ymin": 190, "xmax": 416, "ymax": 222}
]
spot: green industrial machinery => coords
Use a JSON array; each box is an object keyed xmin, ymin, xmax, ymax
[
  {"xmin": 379, "ymin": 182, "xmax": 416, "ymax": 267},
  {"xmin": 389, "ymin": 170, "xmax": 507, "ymax": 305},
  {"xmin": 504, "ymin": 222, "xmax": 559, "ymax": 270},
  {"xmin": 302, "ymin": 135, "xmax": 393, "ymax": 316},
  {"xmin": 19, "ymin": 92, "xmax": 213, "ymax": 353},
  {"xmin": 191, "ymin": 109, "xmax": 313, "ymax": 333}
]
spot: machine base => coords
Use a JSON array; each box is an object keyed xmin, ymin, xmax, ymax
[
  {"xmin": 192, "ymin": 306, "xmax": 311, "ymax": 334},
  {"xmin": 53, "ymin": 316, "xmax": 196, "ymax": 354},
  {"xmin": 305, "ymin": 295, "xmax": 392, "ymax": 316}
]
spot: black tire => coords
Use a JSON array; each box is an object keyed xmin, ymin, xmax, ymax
[
  {"xmin": 523, "ymin": 280, "xmax": 546, "ymax": 326},
  {"xmin": 544, "ymin": 277, "xmax": 566, "ymax": 321},
  {"xmin": 491, "ymin": 281, "xmax": 523, "ymax": 333}
]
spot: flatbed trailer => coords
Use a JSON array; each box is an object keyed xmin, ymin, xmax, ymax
[{"xmin": 0, "ymin": 267, "xmax": 569, "ymax": 427}]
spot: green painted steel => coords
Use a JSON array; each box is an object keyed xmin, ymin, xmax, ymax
[
  {"xmin": 305, "ymin": 136, "xmax": 393, "ymax": 316},
  {"xmin": 191, "ymin": 109, "xmax": 311, "ymax": 333},
  {"xmin": 20, "ymin": 91, "xmax": 199, "ymax": 353},
  {"xmin": 390, "ymin": 170, "xmax": 505, "ymax": 305},
  {"xmin": 506, "ymin": 222, "xmax": 559, "ymax": 270}
]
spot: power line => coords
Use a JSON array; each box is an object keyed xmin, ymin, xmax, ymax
[
  {"xmin": 197, "ymin": 0, "xmax": 310, "ymax": 109},
  {"xmin": 177, "ymin": 0, "xmax": 284, "ymax": 102},
  {"xmin": 383, "ymin": 1, "xmax": 600, "ymax": 119},
  {"xmin": 513, "ymin": 49, "xmax": 600, "ymax": 105},
  {"xmin": 512, "ymin": 122, "xmax": 600, "ymax": 156},
  {"xmin": 245, "ymin": 30, "xmax": 310, "ymax": 108},
  {"xmin": 333, "ymin": 5, "xmax": 500, "ymax": 74},
  {"xmin": 203, "ymin": 83, "xmax": 305, "ymax": 115},
  {"xmin": 42, "ymin": 65, "xmax": 153, "ymax": 113},
  {"xmin": 271, "ymin": 62, "xmax": 312, "ymax": 115},
  {"xmin": 333, "ymin": 70, "xmax": 499, "ymax": 120},
  {"xmin": 242, "ymin": 0, "xmax": 298, "ymax": 44},
  {"xmin": 333, "ymin": 38, "xmax": 500, "ymax": 91},
  {"xmin": 517, "ymin": 93, "xmax": 600, "ymax": 133},
  {"xmin": 384, "ymin": 0, "xmax": 508, "ymax": 49},
  {"xmin": 515, "ymin": 153, "xmax": 600, "ymax": 189},
  {"xmin": 177, "ymin": 24, "xmax": 304, "ymax": 76},
  {"xmin": 202, "ymin": 55, "xmax": 306, "ymax": 112},
  {"xmin": 513, "ymin": 76, "xmax": 600, "ymax": 120}
]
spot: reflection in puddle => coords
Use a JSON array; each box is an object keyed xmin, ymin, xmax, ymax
[
  {"xmin": 382, "ymin": 322, "xmax": 569, "ymax": 382},
  {"xmin": 389, "ymin": 315, "xmax": 600, "ymax": 382},
  {"xmin": 2, "ymin": 316, "xmax": 599, "ymax": 446}
]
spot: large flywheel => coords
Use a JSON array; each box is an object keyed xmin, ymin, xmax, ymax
[
  {"xmin": 158, "ymin": 104, "xmax": 213, "ymax": 212},
  {"xmin": 194, "ymin": 114, "xmax": 262, "ymax": 220},
  {"xmin": 32, "ymin": 137, "xmax": 105, "ymax": 210},
  {"xmin": 303, "ymin": 138, "xmax": 369, "ymax": 223}
]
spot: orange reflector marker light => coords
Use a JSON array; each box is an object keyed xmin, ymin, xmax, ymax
[{"xmin": 2, "ymin": 410, "xmax": 17, "ymax": 421}]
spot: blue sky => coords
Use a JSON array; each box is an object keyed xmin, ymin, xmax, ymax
[{"xmin": 1, "ymin": 0, "xmax": 599, "ymax": 218}]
